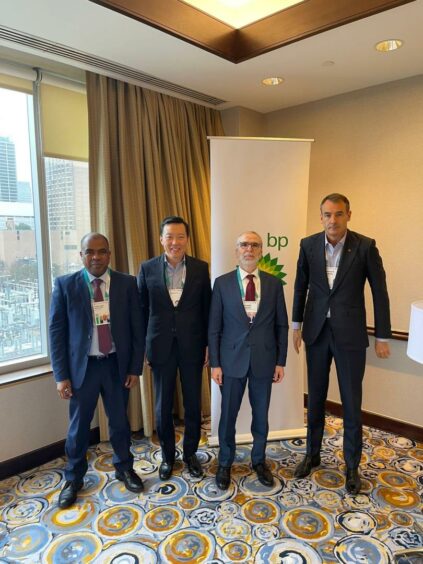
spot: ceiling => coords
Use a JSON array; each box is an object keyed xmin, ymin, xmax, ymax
[{"xmin": 0, "ymin": 0, "xmax": 422, "ymax": 113}]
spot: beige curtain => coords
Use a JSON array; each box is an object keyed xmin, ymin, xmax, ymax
[{"xmin": 86, "ymin": 72, "xmax": 224, "ymax": 440}]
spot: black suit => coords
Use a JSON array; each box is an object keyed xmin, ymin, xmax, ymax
[
  {"xmin": 209, "ymin": 270, "xmax": 288, "ymax": 466},
  {"xmin": 138, "ymin": 254, "xmax": 211, "ymax": 463},
  {"xmin": 292, "ymin": 229, "xmax": 391, "ymax": 467}
]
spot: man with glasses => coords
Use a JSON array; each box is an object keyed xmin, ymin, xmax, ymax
[
  {"xmin": 138, "ymin": 217, "xmax": 211, "ymax": 481},
  {"xmin": 209, "ymin": 231, "xmax": 288, "ymax": 490},
  {"xmin": 49, "ymin": 232, "xmax": 145, "ymax": 508}
]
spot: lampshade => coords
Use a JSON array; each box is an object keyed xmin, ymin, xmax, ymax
[{"xmin": 407, "ymin": 301, "xmax": 423, "ymax": 364}]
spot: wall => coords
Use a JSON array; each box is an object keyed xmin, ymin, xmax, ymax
[
  {"xmin": 0, "ymin": 373, "xmax": 98, "ymax": 462},
  {"xmin": 264, "ymin": 75, "xmax": 423, "ymax": 427},
  {"xmin": 0, "ymin": 374, "xmax": 68, "ymax": 461}
]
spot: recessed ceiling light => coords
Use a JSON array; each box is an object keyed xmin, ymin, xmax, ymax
[
  {"xmin": 262, "ymin": 77, "xmax": 284, "ymax": 86},
  {"xmin": 375, "ymin": 39, "xmax": 403, "ymax": 52}
]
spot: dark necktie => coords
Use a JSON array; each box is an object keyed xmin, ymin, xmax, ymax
[
  {"xmin": 245, "ymin": 274, "xmax": 256, "ymax": 301},
  {"xmin": 92, "ymin": 278, "xmax": 112, "ymax": 355}
]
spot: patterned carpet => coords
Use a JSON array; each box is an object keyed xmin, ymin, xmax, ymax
[{"xmin": 0, "ymin": 415, "xmax": 422, "ymax": 563}]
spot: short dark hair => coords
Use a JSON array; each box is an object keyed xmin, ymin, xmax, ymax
[
  {"xmin": 320, "ymin": 193, "xmax": 350, "ymax": 212},
  {"xmin": 160, "ymin": 216, "xmax": 190, "ymax": 237},
  {"xmin": 80, "ymin": 232, "xmax": 109, "ymax": 250}
]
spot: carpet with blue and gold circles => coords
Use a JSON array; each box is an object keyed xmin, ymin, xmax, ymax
[{"xmin": 0, "ymin": 415, "xmax": 422, "ymax": 562}]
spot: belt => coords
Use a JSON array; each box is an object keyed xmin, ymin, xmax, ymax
[{"xmin": 88, "ymin": 353, "xmax": 117, "ymax": 361}]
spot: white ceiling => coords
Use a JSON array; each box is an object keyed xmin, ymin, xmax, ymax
[{"xmin": 1, "ymin": 0, "xmax": 422, "ymax": 113}]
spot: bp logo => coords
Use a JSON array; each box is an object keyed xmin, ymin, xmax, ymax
[{"xmin": 259, "ymin": 253, "xmax": 287, "ymax": 285}]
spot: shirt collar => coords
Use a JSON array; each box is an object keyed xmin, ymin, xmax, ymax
[
  {"xmin": 164, "ymin": 255, "xmax": 186, "ymax": 269},
  {"xmin": 325, "ymin": 232, "xmax": 347, "ymax": 248},
  {"xmin": 238, "ymin": 266, "xmax": 259, "ymax": 280},
  {"xmin": 85, "ymin": 269, "xmax": 109, "ymax": 284}
]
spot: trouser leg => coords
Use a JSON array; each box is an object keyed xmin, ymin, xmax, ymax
[
  {"xmin": 218, "ymin": 375, "xmax": 247, "ymax": 467},
  {"xmin": 248, "ymin": 373, "xmax": 273, "ymax": 465},
  {"xmin": 65, "ymin": 362, "xmax": 101, "ymax": 481},
  {"xmin": 178, "ymin": 353, "xmax": 203, "ymax": 459},
  {"xmin": 151, "ymin": 342, "xmax": 178, "ymax": 464},
  {"xmin": 100, "ymin": 355, "xmax": 133, "ymax": 472},
  {"xmin": 305, "ymin": 322, "xmax": 333, "ymax": 456}
]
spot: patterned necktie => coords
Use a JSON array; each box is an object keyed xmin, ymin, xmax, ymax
[
  {"xmin": 245, "ymin": 274, "xmax": 256, "ymax": 301},
  {"xmin": 92, "ymin": 278, "xmax": 112, "ymax": 355}
]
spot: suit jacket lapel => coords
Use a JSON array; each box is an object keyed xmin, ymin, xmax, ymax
[
  {"xmin": 177, "ymin": 255, "xmax": 192, "ymax": 308},
  {"xmin": 79, "ymin": 269, "xmax": 93, "ymax": 324},
  {"xmin": 108, "ymin": 269, "xmax": 117, "ymax": 322},
  {"xmin": 253, "ymin": 271, "xmax": 268, "ymax": 324},
  {"xmin": 230, "ymin": 270, "xmax": 251, "ymax": 325},
  {"xmin": 313, "ymin": 232, "xmax": 330, "ymax": 293},
  {"xmin": 160, "ymin": 255, "xmax": 175, "ymax": 308},
  {"xmin": 331, "ymin": 230, "xmax": 358, "ymax": 293}
]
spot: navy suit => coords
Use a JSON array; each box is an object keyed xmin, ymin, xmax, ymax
[
  {"xmin": 138, "ymin": 255, "xmax": 211, "ymax": 463},
  {"xmin": 49, "ymin": 269, "xmax": 144, "ymax": 481},
  {"xmin": 293, "ymin": 230, "xmax": 391, "ymax": 467},
  {"xmin": 208, "ymin": 270, "xmax": 288, "ymax": 466}
]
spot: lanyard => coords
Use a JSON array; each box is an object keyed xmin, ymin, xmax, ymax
[
  {"xmin": 236, "ymin": 267, "xmax": 258, "ymax": 299},
  {"xmin": 83, "ymin": 268, "xmax": 110, "ymax": 300}
]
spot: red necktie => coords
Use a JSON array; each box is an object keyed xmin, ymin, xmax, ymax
[
  {"xmin": 92, "ymin": 278, "xmax": 112, "ymax": 355},
  {"xmin": 245, "ymin": 274, "xmax": 256, "ymax": 301}
]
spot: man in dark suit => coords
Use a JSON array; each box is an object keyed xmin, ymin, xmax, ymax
[
  {"xmin": 49, "ymin": 232, "xmax": 145, "ymax": 508},
  {"xmin": 138, "ymin": 216, "xmax": 211, "ymax": 480},
  {"xmin": 209, "ymin": 231, "xmax": 288, "ymax": 490},
  {"xmin": 292, "ymin": 193, "xmax": 391, "ymax": 494}
]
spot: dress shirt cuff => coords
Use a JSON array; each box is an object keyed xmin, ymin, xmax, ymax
[
  {"xmin": 292, "ymin": 322, "xmax": 302, "ymax": 330},
  {"xmin": 375, "ymin": 338, "xmax": 389, "ymax": 342}
]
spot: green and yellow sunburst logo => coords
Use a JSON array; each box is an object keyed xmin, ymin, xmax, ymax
[{"xmin": 259, "ymin": 253, "xmax": 287, "ymax": 285}]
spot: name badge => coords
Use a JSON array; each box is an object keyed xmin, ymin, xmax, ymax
[
  {"xmin": 326, "ymin": 266, "xmax": 338, "ymax": 290},
  {"xmin": 169, "ymin": 288, "xmax": 183, "ymax": 307},
  {"xmin": 93, "ymin": 301, "xmax": 110, "ymax": 325},
  {"xmin": 244, "ymin": 300, "xmax": 258, "ymax": 322}
]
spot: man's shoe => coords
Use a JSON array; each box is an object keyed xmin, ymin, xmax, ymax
[
  {"xmin": 159, "ymin": 462, "xmax": 173, "ymax": 481},
  {"xmin": 58, "ymin": 480, "xmax": 83, "ymax": 509},
  {"xmin": 115, "ymin": 469, "xmax": 144, "ymax": 493},
  {"xmin": 253, "ymin": 462, "xmax": 274, "ymax": 487},
  {"xmin": 184, "ymin": 454, "xmax": 203, "ymax": 478},
  {"xmin": 216, "ymin": 465, "xmax": 231, "ymax": 490},
  {"xmin": 346, "ymin": 467, "xmax": 361, "ymax": 495},
  {"xmin": 294, "ymin": 454, "xmax": 321, "ymax": 478}
]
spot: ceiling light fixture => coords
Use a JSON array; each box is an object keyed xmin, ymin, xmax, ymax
[
  {"xmin": 375, "ymin": 39, "xmax": 403, "ymax": 52},
  {"xmin": 262, "ymin": 77, "xmax": 284, "ymax": 86}
]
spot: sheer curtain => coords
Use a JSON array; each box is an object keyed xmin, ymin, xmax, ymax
[{"xmin": 86, "ymin": 72, "xmax": 224, "ymax": 439}]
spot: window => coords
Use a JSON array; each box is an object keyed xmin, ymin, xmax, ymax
[{"xmin": 0, "ymin": 84, "xmax": 90, "ymax": 372}]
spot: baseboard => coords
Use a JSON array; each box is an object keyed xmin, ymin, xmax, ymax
[
  {"xmin": 0, "ymin": 427, "xmax": 100, "ymax": 480},
  {"xmin": 304, "ymin": 394, "xmax": 423, "ymax": 443}
]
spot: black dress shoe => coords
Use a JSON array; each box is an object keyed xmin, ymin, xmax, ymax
[
  {"xmin": 216, "ymin": 465, "xmax": 231, "ymax": 490},
  {"xmin": 115, "ymin": 469, "xmax": 144, "ymax": 493},
  {"xmin": 159, "ymin": 462, "xmax": 173, "ymax": 481},
  {"xmin": 346, "ymin": 467, "xmax": 361, "ymax": 495},
  {"xmin": 294, "ymin": 454, "xmax": 321, "ymax": 478},
  {"xmin": 253, "ymin": 462, "xmax": 274, "ymax": 487},
  {"xmin": 58, "ymin": 480, "xmax": 83, "ymax": 509},
  {"xmin": 184, "ymin": 454, "xmax": 203, "ymax": 478}
]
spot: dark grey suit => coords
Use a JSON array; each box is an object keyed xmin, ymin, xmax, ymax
[
  {"xmin": 292, "ymin": 229, "xmax": 391, "ymax": 467},
  {"xmin": 209, "ymin": 269, "xmax": 288, "ymax": 466}
]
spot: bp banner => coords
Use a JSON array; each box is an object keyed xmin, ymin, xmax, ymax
[{"xmin": 209, "ymin": 136, "xmax": 313, "ymax": 446}]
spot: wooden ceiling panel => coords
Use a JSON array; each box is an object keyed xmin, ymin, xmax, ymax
[{"xmin": 89, "ymin": 0, "xmax": 416, "ymax": 63}]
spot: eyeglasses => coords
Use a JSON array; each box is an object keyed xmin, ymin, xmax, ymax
[{"xmin": 238, "ymin": 242, "xmax": 262, "ymax": 249}]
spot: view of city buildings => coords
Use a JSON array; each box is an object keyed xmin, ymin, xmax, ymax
[{"xmin": 0, "ymin": 131, "xmax": 89, "ymax": 364}]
